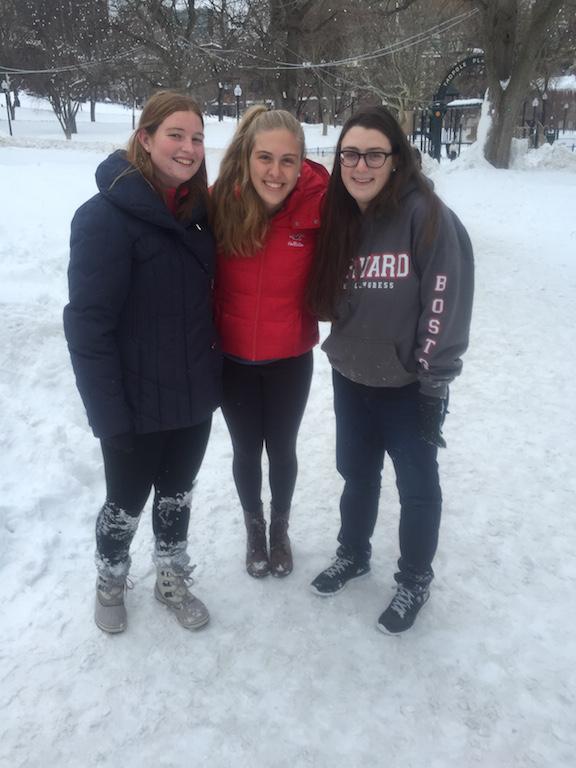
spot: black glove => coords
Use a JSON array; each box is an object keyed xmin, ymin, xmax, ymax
[
  {"xmin": 102, "ymin": 432, "xmax": 135, "ymax": 454},
  {"xmin": 417, "ymin": 394, "xmax": 447, "ymax": 448}
]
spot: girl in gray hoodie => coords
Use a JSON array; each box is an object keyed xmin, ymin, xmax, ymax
[{"xmin": 307, "ymin": 106, "xmax": 474, "ymax": 634}]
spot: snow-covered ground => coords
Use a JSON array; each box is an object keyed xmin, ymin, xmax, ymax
[{"xmin": 1, "ymin": 96, "xmax": 575, "ymax": 768}]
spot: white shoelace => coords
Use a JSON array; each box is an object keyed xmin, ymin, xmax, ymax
[
  {"xmin": 324, "ymin": 557, "xmax": 355, "ymax": 577},
  {"xmin": 163, "ymin": 565, "xmax": 197, "ymax": 603},
  {"xmin": 98, "ymin": 575, "xmax": 133, "ymax": 600},
  {"xmin": 389, "ymin": 586, "xmax": 415, "ymax": 618}
]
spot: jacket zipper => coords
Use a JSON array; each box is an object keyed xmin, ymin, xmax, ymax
[{"xmin": 252, "ymin": 250, "xmax": 265, "ymax": 359}]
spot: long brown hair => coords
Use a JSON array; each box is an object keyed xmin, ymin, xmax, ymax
[
  {"xmin": 123, "ymin": 90, "xmax": 208, "ymax": 220},
  {"xmin": 307, "ymin": 106, "xmax": 439, "ymax": 321},
  {"xmin": 211, "ymin": 106, "xmax": 305, "ymax": 257}
]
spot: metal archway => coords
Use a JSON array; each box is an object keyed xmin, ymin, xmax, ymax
[{"xmin": 429, "ymin": 54, "xmax": 485, "ymax": 161}]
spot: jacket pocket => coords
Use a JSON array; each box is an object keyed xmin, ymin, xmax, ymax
[{"xmin": 322, "ymin": 333, "xmax": 416, "ymax": 388}]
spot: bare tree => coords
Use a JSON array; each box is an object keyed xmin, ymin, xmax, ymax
[
  {"xmin": 467, "ymin": 0, "xmax": 573, "ymax": 167},
  {"xmin": 0, "ymin": 0, "xmax": 22, "ymax": 119},
  {"xmin": 111, "ymin": 0, "xmax": 210, "ymax": 91},
  {"xmin": 340, "ymin": 0, "xmax": 477, "ymax": 124},
  {"xmin": 263, "ymin": 0, "xmax": 340, "ymax": 112},
  {"xmin": 196, "ymin": 0, "xmax": 256, "ymax": 116},
  {"xmin": 5, "ymin": 0, "xmax": 573, "ymax": 154},
  {"xmin": 255, "ymin": 0, "xmax": 427, "ymax": 117},
  {"xmin": 10, "ymin": 0, "xmax": 110, "ymax": 138}
]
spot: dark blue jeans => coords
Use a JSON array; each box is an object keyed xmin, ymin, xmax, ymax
[{"xmin": 333, "ymin": 371, "xmax": 442, "ymax": 588}]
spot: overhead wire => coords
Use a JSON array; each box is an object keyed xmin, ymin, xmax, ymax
[
  {"xmin": 242, "ymin": 8, "xmax": 480, "ymax": 70},
  {"xmin": 0, "ymin": 47, "xmax": 146, "ymax": 76},
  {"xmin": 176, "ymin": 7, "xmax": 479, "ymax": 72},
  {"xmin": 1, "ymin": 6, "xmax": 479, "ymax": 81}
]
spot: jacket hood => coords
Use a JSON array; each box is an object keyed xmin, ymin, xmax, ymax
[
  {"xmin": 95, "ymin": 150, "xmax": 206, "ymax": 230},
  {"xmin": 398, "ymin": 173, "xmax": 435, "ymax": 202}
]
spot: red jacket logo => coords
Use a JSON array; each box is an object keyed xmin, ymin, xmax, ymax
[{"xmin": 288, "ymin": 232, "xmax": 305, "ymax": 248}]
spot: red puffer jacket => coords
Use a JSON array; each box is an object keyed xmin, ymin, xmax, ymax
[{"xmin": 214, "ymin": 158, "xmax": 329, "ymax": 361}]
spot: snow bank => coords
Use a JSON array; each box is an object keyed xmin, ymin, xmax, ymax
[{"xmin": 510, "ymin": 138, "xmax": 576, "ymax": 171}]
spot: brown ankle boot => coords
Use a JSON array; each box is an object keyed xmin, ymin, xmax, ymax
[
  {"xmin": 243, "ymin": 507, "xmax": 270, "ymax": 578},
  {"xmin": 270, "ymin": 508, "xmax": 293, "ymax": 577}
]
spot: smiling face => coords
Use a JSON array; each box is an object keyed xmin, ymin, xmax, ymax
[
  {"xmin": 248, "ymin": 128, "xmax": 303, "ymax": 213},
  {"xmin": 339, "ymin": 126, "xmax": 396, "ymax": 212},
  {"xmin": 138, "ymin": 110, "xmax": 205, "ymax": 189}
]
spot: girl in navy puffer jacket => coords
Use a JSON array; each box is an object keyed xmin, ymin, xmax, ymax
[{"xmin": 64, "ymin": 91, "xmax": 222, "ymax": 634}]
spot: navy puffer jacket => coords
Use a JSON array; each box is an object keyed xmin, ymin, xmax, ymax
[{"xmin": 63, "ymin": 150, "xmax": 222, "ymax": 439}]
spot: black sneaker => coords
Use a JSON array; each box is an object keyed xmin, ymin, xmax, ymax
[
  {"xmin": 310, "ymin": 554, "xmax": 370, "ymax": 596},
  {"xmin": 377, "ymin": 584, "xmax": 430, "ymax": 634}
]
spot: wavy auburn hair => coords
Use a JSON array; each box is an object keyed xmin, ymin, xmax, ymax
[
  {"xmin": 211, "ymin": 106, "xmax": 305, "ymax": 257},
  {"xmin": 123, "ymin": 90, "xmax": 208, "ymax": 220},
  {"xmin": 306, "ymin": 105, "xmax": 439, "ymax": 321}
]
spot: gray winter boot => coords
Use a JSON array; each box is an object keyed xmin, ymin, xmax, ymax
[
  {"xmin": 155, "ymin": 565, "xmax": 210, "ymax": 630},
  {"xmin": 243, "ymin": 506, "xmax": 270, "ymax": 578},
  {"xmin": 95, "ymin": 573, "xmax": 129, "ymax": 634}
]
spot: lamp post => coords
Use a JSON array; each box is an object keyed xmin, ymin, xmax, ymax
[
  {"xmin": 234, "ymin": 84, "xmax": 242, "ymax": 123},
  {"xmin": 1, "ymin": 75, "xmax": 13, "ymax": 137},
  {"xmin": 532, "ymin": 97, "xmax": 539, "ymax": 148},
  {"xmin": 563, "ymin": 102, "xmax": 569, "ymax": 134},
  {"xmin": 521, "ymin": 99, "xmax": 527, "ymax": 136},
  {"xmin": 217, "ymin": 81, "xmax": 224, "ymax": 122}
]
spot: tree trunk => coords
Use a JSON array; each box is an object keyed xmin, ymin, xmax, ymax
[
  {"xmin": 483, "ymin": 46, "xmax": 534, "ymax": 167},
  {"xmin": 269, "ymin": 0, "xmax": 318, "ymax": 115},
  {"xmin": 484, "ymin": 83, "xmax": 525, "ymax": 167},
  {"xmin": 478, "ymin": 0, "xmax": 566, "ymax": 168},
  {"xmin": 90, "ymin": 97, "xmax": 96, "ymax": 122},
  {"xmin": 280, "ymin": 20, "xmax": 300, "ymax": 113}
]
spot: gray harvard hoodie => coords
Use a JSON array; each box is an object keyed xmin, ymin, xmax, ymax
[{"xmin": 322, "ymin": 183, "xmax": 474, "ymax": 398}]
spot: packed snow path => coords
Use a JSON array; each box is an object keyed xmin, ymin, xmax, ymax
[{"xmin": 1, "ymin": 107, "xmax": 575, "ymax": 767}]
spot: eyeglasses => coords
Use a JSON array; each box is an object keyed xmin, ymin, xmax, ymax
[{"xmin": 339, "ymin": 150, "xmax": 394, "ymax": 168}]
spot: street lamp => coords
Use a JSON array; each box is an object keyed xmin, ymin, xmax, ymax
[
  {"xmin": 1, "ymin": 75, "xmax": 13, "ymax": 137},
  {"xmin": 541, "ymin": 91, "xmax": 548, "ymax": 131},
  {"xmin": 532, "ymin": 97, "xmax": 539, "ymax": 148},
  {"xmin": 217, "ymin": 82, "xmax": 224, "ymax": 122},
  {"xmin": 521, "ymin": 99, "xmax": 527, "ymax": 133},
  {"xmin": 234, "ymin": 84, "xmax": 242, "ymax": 123},
  {"xmin": 563, "ymin": 102, "xmax": 570, "ymax": 134}
]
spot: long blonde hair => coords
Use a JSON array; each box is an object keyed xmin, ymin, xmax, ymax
[
  {"xmin": 123, "ymin": 90, "xmax": 208, "ymax": 220},
  {"xmin": 211, "ymin": 106, "xmax": 305, "ymax": 256}
]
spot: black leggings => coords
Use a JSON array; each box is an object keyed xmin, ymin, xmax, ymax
[
  {"xmin": 95, "ymin": 420, "xmax": 212, "ymax": 573},
  {"xmin": 221, "ymin": 352, "xmax": 313, "ymax": 514}
]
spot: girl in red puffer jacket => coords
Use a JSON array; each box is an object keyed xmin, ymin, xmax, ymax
[{"xmin": 212, "ymin": 106, "xmax": 329, "ymax": 579}]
